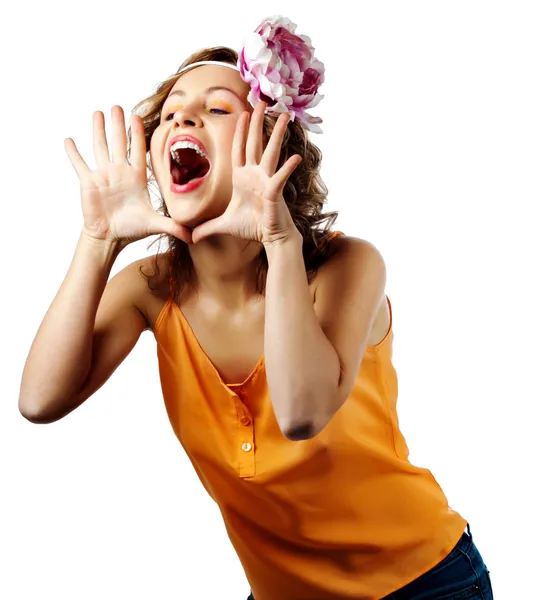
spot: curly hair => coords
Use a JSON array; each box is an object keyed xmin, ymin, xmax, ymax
[{"xmin": 128, "ymin": 46, "xmax": 339, "ymax": 299}]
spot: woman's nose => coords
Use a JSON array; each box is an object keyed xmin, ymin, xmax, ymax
[{"xmin": 173, "ymin": 108, "xmax": 202, "ymax": 128}]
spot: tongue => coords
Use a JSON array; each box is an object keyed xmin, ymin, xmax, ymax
[
  {"xmin": 171, "ymin": 148, "xmax": 211, "ymax": 185},
  {"xmin": 171, "ymin": 162, "xmax": 207, "ymax": 185}
]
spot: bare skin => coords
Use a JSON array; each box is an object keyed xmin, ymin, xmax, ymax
[{"xmin": 137, "ymin": 250, "xmax": 390, "ymax": 385}]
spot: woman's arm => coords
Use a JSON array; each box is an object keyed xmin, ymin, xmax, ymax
[
  {"xmin": 18, "ymin": 231, "xmax": 147, "ymax": 424},
  {"xmin": 263, "ymin": 235, "xmax": 386, "ymax": 440}
]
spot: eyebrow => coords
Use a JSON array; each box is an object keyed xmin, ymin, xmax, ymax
[{"xmin": 166, "ymin": 86, "xmax": 244, "ymax": 103}]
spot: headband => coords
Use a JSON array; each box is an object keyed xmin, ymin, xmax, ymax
[{"xmin": 174, "ymin": 16, "xmax": 325, "ymax": 134}]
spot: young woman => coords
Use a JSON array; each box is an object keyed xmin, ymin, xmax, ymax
[{"xmin": 19, "ymin": 16, "xmax": 493, "ymax": 600}]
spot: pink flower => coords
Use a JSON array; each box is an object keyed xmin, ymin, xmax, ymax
[{"xmin": 237, "ymin": 16, "xmax": 325, "ymax": 134}]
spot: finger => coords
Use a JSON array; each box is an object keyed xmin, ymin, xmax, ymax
[
  {"xmin": 93, "ymin": 111, "xmax": 111, "ymax": 168},
  {"xmin": 261, "ymin": 112, "xmax": 291, "ymax": 176},
  {"xmin": 129, "ymin": 115, "xmax": 147, "ymax": 173},
  {"xmin": 148, "ymin": 215, "xmax": 192, "ymax": 245},
  {"xmin": 246, "ymin": 100, "xmax": 266, "ymax": 164},
  {"xmin": 232, "ymin": 112, "xmax": 249, "ymax": 168},
  {"xmin": 64, "ymin": 137, "xmax": 91, "ymax": 180},
  {"xmin": 190, "ymin": 216, "xmax": 228, "ymax": 244},
  {"xmin": 111, "ymin": 106, "xmax": 128, "ymax": 164},
  {"xmin": 270, "ymin": 154, "xmax": 302, "ymax": 195}
]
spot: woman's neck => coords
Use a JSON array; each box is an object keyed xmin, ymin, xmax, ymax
[{"xmin": 187, "ymin": 235, "xmax": 264, "ymax": 308}]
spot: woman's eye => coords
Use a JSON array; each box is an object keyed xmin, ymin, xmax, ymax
[{"xmin": 165, "ymin": 107, "xmax": 229, "ymax": 121}]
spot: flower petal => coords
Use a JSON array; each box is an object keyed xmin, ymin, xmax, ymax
[{"xmin": 239, "ymin": 15, "xmax": 324, "ymax": 132}]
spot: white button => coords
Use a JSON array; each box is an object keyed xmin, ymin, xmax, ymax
[{"xmin": 241, "ymin": 442, "xmax": 252, "ymax": 452}]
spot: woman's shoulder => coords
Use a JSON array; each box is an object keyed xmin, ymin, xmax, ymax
[
  {"xmin": 310, "ymin": 233, "xmax": 385, "ymax": 298},
  {"xmin": 312, "ymin": 233, "xmax": 384, "ymax": 276},
  {"xmin": 310, "ymin": 233, "xmax": 389, "ymax": 346},
  {"xmin": 119, "ymin": 250, "xmax": 173, "ymax": 330}
]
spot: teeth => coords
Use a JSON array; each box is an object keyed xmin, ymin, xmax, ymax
[{"xmin": 170, "ymin": 140, "xmax": 207, "ymax": 164}]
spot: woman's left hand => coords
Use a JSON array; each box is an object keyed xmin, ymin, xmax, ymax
[{"xmin": 190, "ymin": 101, "xmax": 303, "ymax": 247}]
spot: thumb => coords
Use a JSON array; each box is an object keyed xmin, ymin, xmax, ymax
[
  {"xmin": 190, "ymin": 215, "xmax": 229, "ymax": 244},
  {"xmin": 148, "ymin": 214, "xmax": 192, "ymax": 245}
]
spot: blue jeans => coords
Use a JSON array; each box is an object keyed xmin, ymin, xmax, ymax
[{"xmin": 246, "ymin": 523, "xmax": 493, "ymax": 599}]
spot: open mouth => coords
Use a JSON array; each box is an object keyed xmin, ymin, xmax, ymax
[{"xmin": 170, "ymin": 147, "xmax": 211, "ymax": 186}]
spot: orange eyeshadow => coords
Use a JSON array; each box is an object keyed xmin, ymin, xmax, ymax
[{"xmin": 210, "ymin": 99, "xmax": 234, "ymax": 111}]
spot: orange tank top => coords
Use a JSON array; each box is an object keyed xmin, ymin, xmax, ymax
[{"xmin": 153, "ymin": 235, "xmax": 467, "ymax": 600}]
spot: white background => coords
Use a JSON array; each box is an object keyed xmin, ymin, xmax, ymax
[{"xmin": 2, "ymin": 1, "xmax": 559, "ymax": 598}]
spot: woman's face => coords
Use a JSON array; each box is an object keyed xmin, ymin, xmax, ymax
[{"xmin": 151, "ymin": 64, "xmax": 252, "ymax": 228}]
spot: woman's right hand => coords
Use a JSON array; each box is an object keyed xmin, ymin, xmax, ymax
[{"xmin": 64, "ymin": 106, "xmax": 192, "ymax": 247}]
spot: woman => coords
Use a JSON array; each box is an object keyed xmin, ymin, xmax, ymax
[{"xmin": 19, "ymin": 16, "xmax": 493, "ymax": 600}]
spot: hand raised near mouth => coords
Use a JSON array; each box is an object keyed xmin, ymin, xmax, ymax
[{"xmin": 64, "ymin": 105, "xmax": 192, "ymax": 248}]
